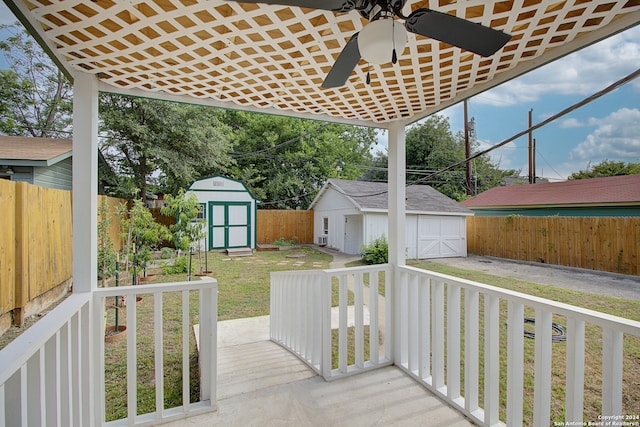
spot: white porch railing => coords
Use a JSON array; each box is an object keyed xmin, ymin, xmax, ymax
[
  {"xmin": 271, "ymin": 264, "xmax": 640, "ymax": 426},
  {"xmin": 270, "ymin": 264, "xmax": 392, "ymax": 380},
  {"xmin": 395, "ymin": 265, "xmax": 640, "ymax": 427},
  {"xmin": 0, "ymin": 279, "xmax": 217, "ymax": 427}
]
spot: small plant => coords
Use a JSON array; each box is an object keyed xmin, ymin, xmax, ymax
[
  {"xmin": 361, "ymin": 235, "xmax": 388, "ymax": 265},
  {"xmin": 273, "ymin": 236, "xmax": 299, "ymax": 247},
  {"xmin": 160, "ymin": 247, "xmax": 174, "ymax": 259},
  {"xmin": 161, "ymin": 255, "xmax": 189, "ymax": 275}
]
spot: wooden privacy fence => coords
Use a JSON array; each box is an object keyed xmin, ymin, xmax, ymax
[
  {"xmin": 0, "ymin": 181, "xmax": 129, "ymax": 328},
  {"xmin": 466, "ymin": 216, "xmax": 640, "ymax": 275},
  {"xmin": 98, "ymin": 195, "xmax": 128, "ymax": 253},
  {"xmin": 257, "ymin": 210, "xmax": 314, "ymax": 244},
  {"xmin": 0, "ymin": 180, "xmax": 73, "ymax": 326}
]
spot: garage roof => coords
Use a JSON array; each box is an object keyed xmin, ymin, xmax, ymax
[
  {"xmin": 311, "ymin": 178, "xmax": 473, "ymax": 214},
  {"xmin": 6, "ymin": 0, "xmax": 639, "ymax": 127}
]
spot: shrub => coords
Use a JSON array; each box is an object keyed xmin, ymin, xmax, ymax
[
  {"xmin": 160, "ymin": 247, "xmax": 174, "ymax": 259},
  {"xmin": 361, "ymin": 236, "xmax": 388, "ymax": 265},
  {"xmin": 161, "ymin": 255, "xmax": 189, "ymax": 275}
]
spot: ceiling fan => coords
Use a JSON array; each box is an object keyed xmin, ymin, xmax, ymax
[{"xmin": 223, "ymin": 0, "xmax": 512, "ymax": 88}]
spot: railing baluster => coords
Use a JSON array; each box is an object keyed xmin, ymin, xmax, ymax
[
  {"xmin": 464, "ymin": 288, "xmax": 479, "ymax": 416},
  {"xmin": 203, "ymin": 285, "xmax": 218, "ymax": 407},
  {"xmin": 64, "ymin": 320, "xmax": 73, "ymax": 426},
  {"xmin": 565, "ymin": 317, "xmax": 585, "ymax": 423},
  {"xmin": 322, "ymin": 272, "xmax": 332, "ymax": 379},
  {"xmin": 127, "ymin": 293, "xmax": 137, "ymax": 421},
  {"xmin": 506, "ymin": 301, "xmax": 524, "ymax": 426},
  {"xmin": 338, "ymin": 274, "xmax": 348, "ymax": 374},
  {"xmin": 354, "ymin": 273, "xmax": 364, "ymax": 368},
  {"xmin": 369, "ymin": 272, "xmax": 379, "ymax": 365},
  {"xmin": 418, "ymin": 277, "xmax": 430, "ymax": 381},
  {"xmin": 55, "ymin": 330, "xmax": 61, "ymax": 426},
  {"xmin": 39, "ymin": 344, "xmax": 47, "ymax": 426},
  {"xmin": 447, "ymin": 283, "xmax": 461, "ymax": 402},
  {"xmin": 484, "ymin": 294, "xmax": 500, "ymax": 426},
  {"xmin": 408, "ymin": 274, "xmax": 418, "ymax": 374},
  {"xmin": 399, "ymin": 271, "xmax": 409, "ymax": 368},
  {"xmin": 432, "ymin": 280, "xmax": 445, "ymax": 392},
  {"xmin": 20, "ymin": 365, "xmax": 27, "ymax": 425},
  {"xmin": 602, "ymin": 328, "xmax": 623, "ymax": 418},
  {"xmin": 384, "ymin": 267, "xmax": 392, "ymax": 362},
  {"xmin": 533, "ymin": 309, "xmax": 552, "ymax": 426},
  {"xmin": 182, "ymin": 290, "xmax": 190, "ymax": 412}
]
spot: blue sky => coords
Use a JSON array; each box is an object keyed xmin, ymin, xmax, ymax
[{"xmin": 2, "ymin": 4, "xmax": 638, "ymax": 181}]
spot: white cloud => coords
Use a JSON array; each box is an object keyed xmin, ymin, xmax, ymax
[
  {"xmin": 474, "ymin": 26, "xmax": 640, "ymax": 107},
  {"xmin": 558, "ymin": 118, "xmax": 584, "ymax": 128},
  {"xmin": 570, "ymin": 107, "xmax": 640, "ymax": 161}
]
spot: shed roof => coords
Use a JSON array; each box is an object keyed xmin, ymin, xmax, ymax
[
  {"xmin": 461, "ymin": 175, "xmax": 640, "ymax": 208},
  {"xmin": 6, "ymin": 0, "xmax": 639, "ymax": 127},
  {"xmin": 311, "ymin": 178, "xmax": 472, "ymax": 215},
  {"xmin": 0, "ymin": 136, "xmax": 72, "ymax": 166}
]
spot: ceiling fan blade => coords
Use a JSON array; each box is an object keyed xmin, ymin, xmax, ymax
[
  {"xmin": 322, "ymin": 33, "xmax": 361, "ymax": 89},
  {"xmin": 222, "ymin": 0, "xmax": 353, "ymax": 12},
  {"xmin": 405, "ymin": 9, "xmax": 511, "ymax": 57}
]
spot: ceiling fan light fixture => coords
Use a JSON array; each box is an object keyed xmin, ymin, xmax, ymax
[{"xmin": 357, "ymin": 18, "xmax": 407, "ymax": 65}]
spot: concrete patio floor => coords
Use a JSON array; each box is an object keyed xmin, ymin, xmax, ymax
[{"xmin": 166, "ymin": 315, "xmax": 474, "ymax": 426}]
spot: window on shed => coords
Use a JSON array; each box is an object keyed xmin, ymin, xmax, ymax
[
  {"xmin": 195, "ymin": 203, "xmax": 206, "ymax": 220},
  {"xmin": 323, "ymin": 217, "xmax": 328, "ymax": 235}
]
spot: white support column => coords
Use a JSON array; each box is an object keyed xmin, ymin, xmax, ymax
[
  {"xmin": 72, "ymin": 72, "xmax": 99, "ymax": 293},
  {"xmin": 387, "ymin": 121, "xmax": 406, "ymax": 267},
  {"xmin": 388, "ymin": 120, "xmax": 406, "ymax": 366}
]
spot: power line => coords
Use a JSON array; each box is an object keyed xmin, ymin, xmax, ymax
[{"xmin": 411, "ymin": 67, "xmax": 640, "ymax": 187}]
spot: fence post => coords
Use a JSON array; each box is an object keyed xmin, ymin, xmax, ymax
[{"xmin": 13, "ymin": 182, "xmax": 29, "ymax": 327}]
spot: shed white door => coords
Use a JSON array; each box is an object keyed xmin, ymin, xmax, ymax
[
  {"xmin": 343, "ymin": 214, "xmax": 363, "ymax": 255},
  {"xmin": 208, "ymin": 202, "xmax": 251, "ymax": 249},
  {"xmin": 417, "ymin": 216, "xmax": 466, "ymax": 258}
]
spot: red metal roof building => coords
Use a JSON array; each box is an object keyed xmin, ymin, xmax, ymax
[{"xmin": 461, "ymin": 175, "xmax": 640, "ymax": 216}]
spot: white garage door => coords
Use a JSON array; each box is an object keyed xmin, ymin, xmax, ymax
[{"xmin": 417, "ymin": 216, "xmax": 466, "ymax": 259}]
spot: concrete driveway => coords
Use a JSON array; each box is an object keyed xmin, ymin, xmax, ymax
[{"xmin": 429, "ymin": 255, "xmax": 640, "ymax": 301}]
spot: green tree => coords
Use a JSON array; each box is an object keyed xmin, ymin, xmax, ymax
[
  {"xmin": 361, "ymin": 115, "xmax": 517, "ymax": 200},
  {"xmin": 224, "ymin": 111, "xmax": 376, "ymax": 209},
  {"xmin": 161, "ymin": 189, "xmax": 205, "ymax": 252},
  {"xmin": 0, "ymin": 23, "xmax": 72, "ymax": 137},
  {"xmin": 99, "ymin": 94, "xmax": 234, "ymax": 200},
  {"xmin": 569, "ymin": 160, "xmax": 640, "ymax": 180},
  {"xmin": 118, "ymin": 199, "xmax": 171, "ymax": 274}
]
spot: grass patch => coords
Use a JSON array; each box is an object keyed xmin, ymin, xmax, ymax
[{"xmin": 409, "ymin": 259, "xmax": 640, "ymax": 424}]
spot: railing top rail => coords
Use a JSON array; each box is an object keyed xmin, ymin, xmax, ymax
[
  {"xmin": 400, "ymin": 265, "xmax": 640, "ymax": 336},
  {"xmin": 94, "ymin": 278, "xmax": 217, "ymax": 297},
  {"xmin": 271, "ymin": 264, "xmax": 391, "ymax": 278},
  {"xmin": 0, "ymin": 292, "xmax": 91, "ymax": 385}
]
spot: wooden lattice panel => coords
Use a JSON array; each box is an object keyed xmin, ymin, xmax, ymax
[{"xmin": 20, "ymin": 0, "xmax": 640, "ymax": 124}]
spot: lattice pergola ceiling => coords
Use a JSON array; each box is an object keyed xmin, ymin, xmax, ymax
[{"xmin": 9, "ymin": 0, "xmax": 640, "ymax": 126}]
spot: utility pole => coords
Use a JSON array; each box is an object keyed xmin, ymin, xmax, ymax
[
  {"xmin": 528, "ymin": 108, "xmax": 533, "ymax": 184},
  {"xmin": 532, "ymin": 138, "xmax": 536, "ymax": 183},
  {"xmin": 464, "ymin": 99, "xmax": 472, "ymax": 195}
]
